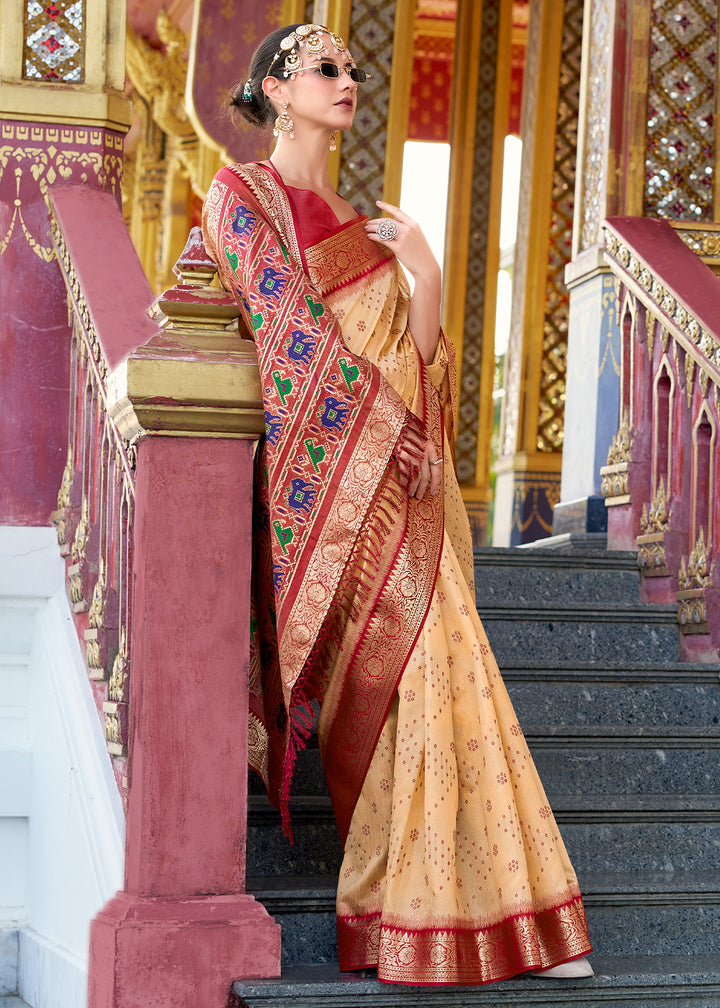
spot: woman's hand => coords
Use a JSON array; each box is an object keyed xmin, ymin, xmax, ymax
[
  {"xmin": 365, "ymin": 201, "xmax": 441, "ymax": 365},
  {"xmin": 365, "ymin": 201, "xmax": 439, "ymax": 283},
  {"xmin": 394, "ymin": 438, "xmax": 443, "ymax": 500}
]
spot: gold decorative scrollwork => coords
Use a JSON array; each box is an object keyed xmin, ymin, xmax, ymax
[
  {"xmin": 646, "ymin": 309, "xmax": 656, "ymax": 358},
  {"xmin": 604, "ymin": 231, "xmax": 619, "ymax": 256},
  {"xmin": 126, "ymin": 14, "xmax": 195, "ymax": 141},
  {"xmin": 640, "ymin": 479, "xmax": 670, "ymax": 535},
  {"xmin": 105, "ymin": 711, "xmax": 122, "ymax": 744},
  {"xmin": 103, "ymin": 699, "xmax": 127, "ymax": 756},
  {"xmin": 685, "ymin": 353, "xmax": 696, "ymax": 407},
  {"xmin": 108, "ymin": 626, "xmax": 129, "ymax": 703},
  {"xmin": 0, "ymin": 168, "xmax": 54, "ymax": 262},
  {"xmin": 88, "ymin": 558, "xmax": 106, "ymax": 629},
  {"xmin": 637, "ymin": 479, "xmax": 671, "ymax": 576},
  {"xmin": 677, "ymin": 530, "xmax": 712, "ymax": 633},
  {"xmin": 86, "ymin": 558, "xmax": 108, "ymax": 677},
  {"xmin": 71, "ymin": 496, "xmax": 90, "ymax": 564},
  {"xmin": 606, "ymin": 411, "xmax": 632, "ymax": 465},
  {"xmin": 69, "ymin": 564, "xmax": 85, "ymax": 610},
  {"xmin": 679, "ymin": 529, "xmax": 711, "ymax": 590},
  {"xmin": 57, "ymin": 448, "xmax": 74, "ymax": 509},
  {"xmin": 53, "ymin": 448, "xmax": 74, "ymax": 550},
  {"xmin": 600, "ymin": 411, "xmax": 632, "ymax": 504}
]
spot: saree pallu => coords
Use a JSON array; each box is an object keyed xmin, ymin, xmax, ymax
[
  {"xmin": 202, "ymin": 162, "xmax": 592, "ymax": 985},
  {"xmin": 202, "ymin": 162, "xmax": 444, "ymax": 842}
]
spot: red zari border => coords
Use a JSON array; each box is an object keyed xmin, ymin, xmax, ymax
[{"xmin": 337, "ymin": 895, "xmax": 592, "ymax": 985}]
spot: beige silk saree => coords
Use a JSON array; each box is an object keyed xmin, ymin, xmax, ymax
[{"xmin": 202, "ymin": 161, "xmax": 592, "ymax": 985}]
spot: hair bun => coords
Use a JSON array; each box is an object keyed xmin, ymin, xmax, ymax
[{"xmin": 230, "ymin": 77, "xmax": 268, "ymax": 129}]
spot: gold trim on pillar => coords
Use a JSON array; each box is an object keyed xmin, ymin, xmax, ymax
[
  {"xmin": 520, "ymin": 5, "xmax": 564, "ymax": 456},
  {"xmin": 443, "ymin": 0, "xmax": 512, "ymax": 544},
  {"xmin": 476, "ymin": 0, "xmax": 512, "ymax": 494},
  {"xmin": 313, "ymin": 0, "xmax": 353, "ymax": 188},
  {"xmin": 624, "ymin": 2, "xmax": 650, "ymax": 217},
  {"xmin": 383, "ymin": 0, "xmax": 416, "ymax": 205},
  {"xmin": 494, "ymin": 0, "xmax": 577, "ymax": 546},
  {"xmin": 443, "ymin": 0, "xmax": 484, "ymax": 378},
  {"xmin": 285, "ymin": 0, "xmax": 307, "ymax": 21}
]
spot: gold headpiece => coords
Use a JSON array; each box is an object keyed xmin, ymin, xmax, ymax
[{"xmin": 267, "ymin": 24, "xmax": 349, "ymax": 79}]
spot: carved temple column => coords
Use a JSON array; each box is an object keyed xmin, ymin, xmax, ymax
[
  {"xmin": 444, "ymin": 0, "xmax": 512, "ymax": 545},
  {"xmin": 560, "ymin": 0, "xmax": 720, "ymax": 539},
  {"xmin": 556, "ymin": 0, "xmax": 638, "ymax": 536},
  {"xmin": 493, "ymin": 0, "xmax": 584, "ymax": 545},
  {"xmin": 336, "ymin": 0, "xmax": 410, "ymax": 213},
  {"xmin": 0, "ymin": 0, "xmax": 130, "ymax": 524}
]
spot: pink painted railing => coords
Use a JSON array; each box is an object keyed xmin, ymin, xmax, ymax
[
  {"xmin": 47, "ymin": 186, "xmax": 280, "ymax": 1007},
  {"xmin": 48, "ymin": 188, "xmax": 155, "ymax": 800},
  {"xmin": 601, "ymin": 217, "xmax": 720, "ymax": 661}
]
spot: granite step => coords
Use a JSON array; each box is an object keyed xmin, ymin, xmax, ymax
[
  {"xmin": 480, "ymin": 607, "xmax": 680, "ymax": 664},
  {"xmin": 504, "ymin": 665, "xmax": 720, "ymax": 728},
  {"xmin": 246, "ymin": 870, "xmax": 720, "ymax": 963},
  {"xmin": 248, "ymin": 727, "xmax": 720, "ymax": 799},
  {"xmin": 473, "ymin": 546, "xmax": 643, "ymax": 610},
  {"xmin": 526, "ymin": 731, "xmax": 720, "ymax": 796},
  {"xmin": 548, "ymin": 794, "xmax": 720, "ymax": 873},
  {"xmin": 231, "ymin": 956, "xmax": 720, "ymax": 1008},
  {"xmin": 247, "ymin": 792, "xmax": 720, "ymax": 878}
]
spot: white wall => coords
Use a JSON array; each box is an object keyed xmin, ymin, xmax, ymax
[{"xmin": 0, "ymin": 528, "xmax": 124, "ymax": 1008}]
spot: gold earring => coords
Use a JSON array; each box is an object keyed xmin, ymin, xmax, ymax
[
  {"xmin": 273, "ymin": 102, "xmax": 294, "ymax": 139},
  {"xmin": 329, "ymin": 131, "xmax": 337, "ymax": 152}
]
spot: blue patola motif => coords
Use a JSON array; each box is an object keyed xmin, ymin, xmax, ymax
[
  {"xmin": 287, "ymin": 478, "xmax": 317, "ymax": 513},
  {"xmin": 231, "ymin": 204, "xmax": 257, "ymax": 236},
  {"xmin": 258, "ymin": 267, "xmax": 287, "ymax": 300},
  {"xmin": 265, "ymin": 412, "xmax": 283, "ymax": 446},
  {"xmin": 320, "ymin": 396, "xmax": 349, "ymax": 430},
  {"xmin": 287, "ymin": 329, "xmax": 316, "ymax": 364}
]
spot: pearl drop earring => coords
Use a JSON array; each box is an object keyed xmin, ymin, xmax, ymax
[{"xmin": 273, "ymin": 102, "xmax": 295, "ymax": 139}]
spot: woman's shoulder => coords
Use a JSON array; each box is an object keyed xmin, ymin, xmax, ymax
[
  {"xmin": 212, "ymin": 161, "xmax": 265, "ymax": 186},
  {"xmin": 210, "ymin": 161, "xmax": 285, "ymax": 205}
]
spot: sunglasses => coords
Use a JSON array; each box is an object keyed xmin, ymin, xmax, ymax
[{"xmin": 304, "ymin": 62, "xmax": 372, "ymax": 83}]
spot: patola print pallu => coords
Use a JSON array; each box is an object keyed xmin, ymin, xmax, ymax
[{"xmin": 202, "ymin": 161, "xmax": 592, "ymax": 985}]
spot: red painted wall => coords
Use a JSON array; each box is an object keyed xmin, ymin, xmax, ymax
[{"xmin": 0, "ymin": 120, "xmax": 124, "ymax": 526}]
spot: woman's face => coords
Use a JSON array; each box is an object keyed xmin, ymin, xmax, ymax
[{"xmin": 284, "ymin": 41, "xmax": 360, "ymax": 134}]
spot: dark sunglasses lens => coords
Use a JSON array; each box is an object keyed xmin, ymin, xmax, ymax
[
  {"xmin": 319, "ymin": 63, "xmax": 340, "ymax": 78},
  {"xmin": 349, "ymin": 68, "xmax": 368, "ymax": 82}
]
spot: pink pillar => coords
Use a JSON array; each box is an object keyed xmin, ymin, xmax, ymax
[{"xmin": 88, "ymin": 435, "xmax": 280, "ymax": 1007}]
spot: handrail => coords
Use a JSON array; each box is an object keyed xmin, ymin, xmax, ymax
[
  {"xmin": 601, "ymin": 216, "xmax": 720, "ymax": 661},
  {"xmin": 47, "ymin": 186, "xmax": 261, "ymax": 800},
  {"xmin": 48, "ymin": 186, "xmax": 155, "ymax": 797}
]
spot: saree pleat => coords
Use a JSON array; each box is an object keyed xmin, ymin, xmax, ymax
[
  {"xmin": 202, "ymin": 162, "xmax": 591, "ymax": 986},
  {"xmin": 335, "ymin": 533, "xmax": 591, "ymax": 984}
]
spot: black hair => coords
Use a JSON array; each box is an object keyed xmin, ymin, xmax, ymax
[{"xmin": 229, "ymin": 23, "xmax": 304, "ymax": 130}]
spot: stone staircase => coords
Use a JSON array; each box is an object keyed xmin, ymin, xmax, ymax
[{"xmin": 235, "ymin": 539, "xmax": 720, "ymax": 1007}]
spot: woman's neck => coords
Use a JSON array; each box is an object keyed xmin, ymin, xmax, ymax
[{"xmin": 270, "ymin": 135, "xmax": 334, "ymax": 192}]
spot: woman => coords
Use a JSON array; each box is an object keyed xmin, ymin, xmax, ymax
[{"xmin": 202, "ymin": 22, "xmax": 593, "ymax": 986}]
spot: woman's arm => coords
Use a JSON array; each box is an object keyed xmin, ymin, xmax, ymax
[{"xmin": 365, "ymin": 200, "xmax": 442, "ymax": 365}]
